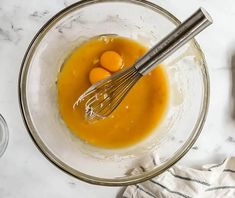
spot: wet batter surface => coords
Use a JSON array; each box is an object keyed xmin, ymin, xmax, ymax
[{"xmin": 57, "ymin": 35, "xmax": 169, "ymax": 148}]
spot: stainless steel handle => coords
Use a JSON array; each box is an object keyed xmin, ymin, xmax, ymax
[{"xmin": 134, "ymin": 8, "xmax": 213, "ymax": 75}]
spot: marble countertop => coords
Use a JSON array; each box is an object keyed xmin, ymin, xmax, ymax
[{"xmin": 0, "ymin": 0, "xmax": 235, "ymax": 197}]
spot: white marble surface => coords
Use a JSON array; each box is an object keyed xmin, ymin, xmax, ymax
[{"xmin": 0, "ymin": 0, "xmax": 235, "ymax": 197}]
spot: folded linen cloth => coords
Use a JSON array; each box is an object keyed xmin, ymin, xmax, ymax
[{"xmin": 123, "ymin": 157, "xmax": 235, "ymax": 198}]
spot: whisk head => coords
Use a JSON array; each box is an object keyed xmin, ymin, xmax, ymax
[{"xmin": 73, "ymin": 66, "xmax": 142, "ymax": 121}]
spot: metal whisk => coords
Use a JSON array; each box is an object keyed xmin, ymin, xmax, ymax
[{"xmin": 74, "ymin": 8, "xmax": 213, "ymax": 121}]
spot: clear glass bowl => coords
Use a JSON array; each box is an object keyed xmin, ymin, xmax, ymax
[
  {"xmin": 19, "ymin": 0, "xmax": 209, "ymax": 185},
  {"xmin": 0, "ymin": 114, "xmax": 9, "ymax": 157}
]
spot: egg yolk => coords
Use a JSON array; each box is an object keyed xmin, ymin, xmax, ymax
[
  {"xmin": 100, "ymin": 50, "xmax": 123, "ymax": 72},
  {"xmin": 89, "ymin": 67, "xmax": 111, "ymax": 84}
]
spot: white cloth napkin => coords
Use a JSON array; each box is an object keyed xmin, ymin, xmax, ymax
[{"xmin": 123, "ymin": 157, "xmax": 235, "ymax": 198}]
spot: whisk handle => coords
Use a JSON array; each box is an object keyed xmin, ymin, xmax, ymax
[{"xmin": 134, "ymin": 7, "xmax": 213, "ymax": 75}]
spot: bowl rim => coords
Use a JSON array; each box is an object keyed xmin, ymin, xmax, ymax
[
  {"xmin": 18, "ymin": 0, "xmax": 210, "ymax": 186},
  {"xmin": 0, "ymin": 114, "xmax": 9, "ymax": 157}
]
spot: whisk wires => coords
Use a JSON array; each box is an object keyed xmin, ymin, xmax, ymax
[{"xmin": 73, "ymin": 66, "xmax": 141, "ymax": 120}]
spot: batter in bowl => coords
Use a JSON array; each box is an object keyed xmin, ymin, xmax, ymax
[{"xmin": 57, "ymin": 35, "xmax": 169, "ymax": 148}]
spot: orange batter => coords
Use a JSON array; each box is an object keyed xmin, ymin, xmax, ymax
[{"xmin": 57, "ymin": 35, "xmax": 169, "ymax": 148}]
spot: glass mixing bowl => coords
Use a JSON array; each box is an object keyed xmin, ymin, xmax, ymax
[
  {"xmin": 19, "ymin": 0, "xmax": 209, "ymax": 185},
  {"xmin": 0, "ymin": 114, "xmax": 9, "ymax": 158}
]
